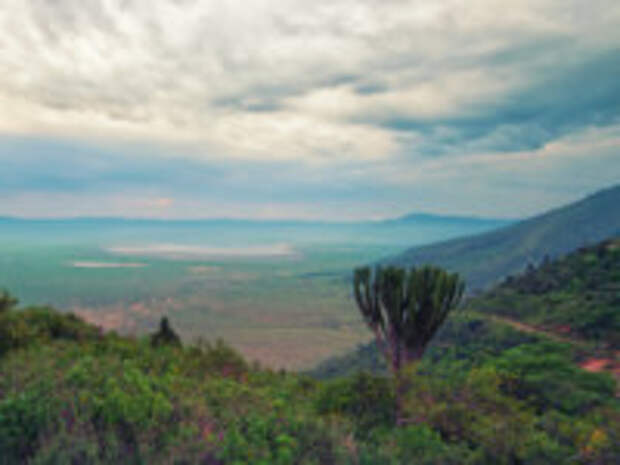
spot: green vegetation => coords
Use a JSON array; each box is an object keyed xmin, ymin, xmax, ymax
[
  {"xmin": 470, "ymin": 238, "xmax": 620, "ymax": 349},
  {"xmin": 0, "ymin": 289, "xmax": 617, "ymax": 464},
  {"xmin": 353, "ymin": 265, "xmax": 464, "ymax": 424},
  {"xmin": 390, "ymin": 184, "xmax": 620, "ymax": 291}
]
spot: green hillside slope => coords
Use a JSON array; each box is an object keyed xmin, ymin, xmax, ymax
[
  {"xmin": 1, "ymin": 303, "xmax": 618, "ymax": 464},
  {"xmin": 316, "ymin": 236, "xmax": 620, "ymax": 378},
  {"xmin": 469, "ymin": 237, "xmax": 620, "ymax": 349},
  {"xmin": 389, "ymin": 184, "xmax": 620, "ymax": 291}
]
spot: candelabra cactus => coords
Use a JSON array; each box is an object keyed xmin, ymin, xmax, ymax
[{"xmin": 353, "ymin": 265, "xmax": 465, "ymax": 425}]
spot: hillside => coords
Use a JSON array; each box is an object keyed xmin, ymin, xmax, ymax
[
  {"xmin": 469, "ymin": 237, "xmax": 620, "ymax": 349},
  {"xmin": 383, "ymin": 212, "xmax": 510, "ymax": 228},
  {"xmin": 315, "ymin": 236, "xmax": 620, "ymax": 378},
  {"xmin": 1, "ymin": 297, "xmax": 618, "ymax": 464},
  {"xmin": 388, "ymin": 184, "xmax": 620, "ymax": 291}
]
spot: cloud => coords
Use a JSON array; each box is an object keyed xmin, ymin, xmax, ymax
[
  {"xmin": 0, "ymin": 1, "xmax": 618, "ymax": 219},
  {"xmin": 1, "ymin": 0, "xmax": 619, "ymax": 161},
  {"xmin": 143, "ymin": 197, "xmax": 174, "ymax": 209},
  {"xmin": 0, "ymin": 124, "xmax": 618, "ymax": 220}
]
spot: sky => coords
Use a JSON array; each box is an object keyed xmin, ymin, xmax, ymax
[{"xmin": 0, "ymin": 0, "xmax": 619, "ymax": 220}]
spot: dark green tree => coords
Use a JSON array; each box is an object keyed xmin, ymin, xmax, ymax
[
  {"xmin": 150, "ymin": 316, "xmax": 182, "ymax": 348},
  {"xmin": 353, "ymin": 265, "xmax": 465, "ymax": 425},
  {"xmin": 0, "ymin": 290, "xmax": 18, "ymax": 313}
]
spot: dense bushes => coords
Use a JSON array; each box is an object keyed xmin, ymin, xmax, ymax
[
  {"xmin": 315, "ymin": 371, "xmax": 395, "ymax": 436},
  {"xmin": 472, "ymin": 239, "xmax": 620, "ymax": 347},
  {"xmin": 308, "ymin": 315, "xmax": 619, "ymax": 464},
  {"xmin": 0, "ymin": 306, "xmax": 100, "ymax": 355},
  {"xmin": 489, "ymin": 342, "xmax": 615, "ymax": 414},
  {"xmin": 0, "ymin": 302, "xmax": 618, "ymax": 464}
]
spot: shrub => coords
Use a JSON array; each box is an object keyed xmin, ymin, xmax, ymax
[
  {"xmin": 490, "ymin": 343, "xmax": 616, "ymax": 414},
  {"xmin": 314, "ymin": 371, "xmax": 394, "ymax": 437}
]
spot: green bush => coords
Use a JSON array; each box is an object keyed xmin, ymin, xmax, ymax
[
  {"xmin": 0, "ymin": 380, "xmax": 59, "ymax": 462},
  {"xmin": 490, "ymin": 342, "xmax": 616, "ymax": 414},
  {"xmin": 0, "ymin": 304, "xmax": 617, "ymax": 464},
  {"xmin": 185, "ymin": 338, "xmax": 248, "ymax": 381},
  {"xmin": 357, "ymin": 425, "xmax": 479, "ymax": 465},
  {"xmin": 314, "ymin": 371, "xmax": 394, "ymax": 436},
  {"xmin": 0, "ymin": 307, "xmax": 99, "ymax": 356}
]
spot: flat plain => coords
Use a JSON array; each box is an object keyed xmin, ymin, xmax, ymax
[{"xmin": 0, "ymin": 217, "xmax": 506, "ymax": 368}]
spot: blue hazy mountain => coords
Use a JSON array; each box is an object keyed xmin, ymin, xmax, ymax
[{"xmin": 388, "ymin": 184, "xmax": 620, "ymax": 291}]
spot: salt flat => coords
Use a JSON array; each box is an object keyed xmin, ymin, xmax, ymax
[
  {"xmin": 70, "ymin": 261, "xmax": 147, "ymax": 269},
  {"xmin": 106, "ymin": 243, "xmax": 299, "ymax": 260}
]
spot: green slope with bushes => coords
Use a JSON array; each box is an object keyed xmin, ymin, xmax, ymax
[
  {"xmin": 0, "ymin": 297, "xmax": 618, "ymax": 464},
  {"xmin": 469, "ymin": 237, "xmax": 620, "ymax": 349},
  {"xmin": 314, "ymin": 236, "xmax": 619, "ymax": 378}
]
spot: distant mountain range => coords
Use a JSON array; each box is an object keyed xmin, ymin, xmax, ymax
[
  {"xmin": 0, "ymin": 213, "xmax": 509, "ymax": 227},
  {"xmin": 0, "ymin": 211, "xmax": 511, "ymax": 257},
  {"xmin": 387, "ymin": 212, "xmax": 511, "ymax": 227},
  {"xmin": 387, "ymin": 184, "xmax": 620, "ymax": 291}
]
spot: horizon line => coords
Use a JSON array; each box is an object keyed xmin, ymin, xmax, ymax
[{"xmin": 0, "ymin": 212, "xmax": 516, "ymax": 224}]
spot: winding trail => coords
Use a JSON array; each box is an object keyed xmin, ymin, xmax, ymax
[
  {"xmin": 467, "ymin": 311, "xmax": 585, "ymax": 345},
  {"xmin": 483, "ymin": 314, "xmax": 577, "ymax": 344}
]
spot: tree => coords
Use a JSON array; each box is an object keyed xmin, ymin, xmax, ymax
[
  {"xmin": 352, "ymin": 265, "xmax": 465, "ymax": 425},
  {"xmin": 150, "ymin": 316, "xmax": 181, "ymax": 348},
  {"xmin": 0, "ymin": 290, "xmax": 18, "ymax": 313}
]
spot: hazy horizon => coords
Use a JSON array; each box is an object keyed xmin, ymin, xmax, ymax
[
  {"xmin": 2, "ymin": 181, "xmax": 617, "ymax": 223},
  {"xmin": 0, "ymin": 210, "xmax": 516, "ymax": 223}
]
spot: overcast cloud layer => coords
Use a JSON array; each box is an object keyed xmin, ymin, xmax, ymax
[{"xmin": 0, "ymin": 0, "xmax": 619, "ymax": 219}]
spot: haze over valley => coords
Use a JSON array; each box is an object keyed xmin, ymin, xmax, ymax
[{"xmin": 0, "ymin": 213, "xmax": 509, "ymax": 368}]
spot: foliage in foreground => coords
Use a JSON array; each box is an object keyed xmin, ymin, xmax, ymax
[{"xmin": 0, "ymin": 304, "xmax": 617, "ymax": 464}]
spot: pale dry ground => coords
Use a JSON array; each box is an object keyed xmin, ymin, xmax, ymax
[
  {"xmin": 71, "ymin": 289, "xmax": 371, "ymax": 370},
  {"xmin": 74, "ymin": 306, "xmax": 139, "ymax": 332},
  {"xmin": 74, "ymin": 304, "xmax": 371, "ymax": 369},
  {"xmin": 223, "ymin": 328, "xmax": 371, "ymax": 371},
  {"xmin": 107, "ymin": 243, "xmax": 299, "ymax": 259},
  {"xmin": 70, "ymin": 261, "xmax": 147, "ymax": 268}
]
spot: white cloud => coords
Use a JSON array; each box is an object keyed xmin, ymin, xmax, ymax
[
  {"xmin": 1, "ymin": 0, "xmax": 618, "ymax": 163},
  {"xmin": 0, "ymin": 0, "xmax": 619, "ymax": 220}
]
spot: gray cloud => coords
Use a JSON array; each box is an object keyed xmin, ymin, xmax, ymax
[
  {"xmin": 373, "ymin": 47, "xmax": 620, "ymax": 155},
  {"xmin": 0, "ymin": 0, "xmax": 617, "ymax": 158},
  {"xmin": 0, "ymin": 1, "xmax": 619, "ymax": 218}
]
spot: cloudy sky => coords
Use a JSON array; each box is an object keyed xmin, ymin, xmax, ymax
[{"xmin": 0, "ymin": 0, "xmax": 619, "ymax": 220}]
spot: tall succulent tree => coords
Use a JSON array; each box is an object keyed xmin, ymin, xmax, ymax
[{"xmin": 353, "ymin": 265, "xmax": 465, "ymax": 425}]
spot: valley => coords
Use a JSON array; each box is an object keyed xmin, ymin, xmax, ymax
[{"xmin": 0, "ymin": 215, "xmax": 506, "ymax": 369}]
